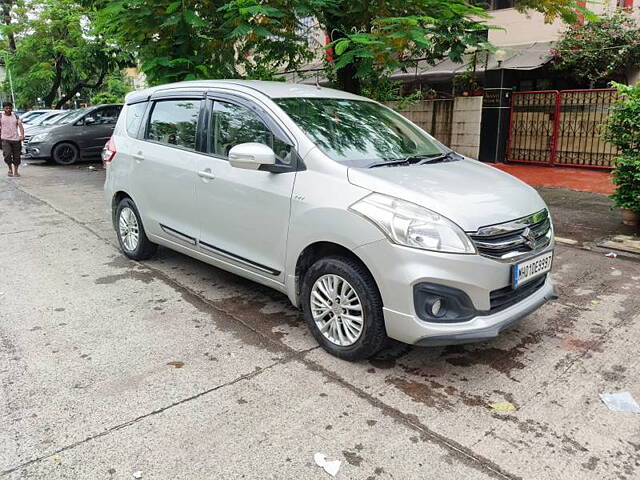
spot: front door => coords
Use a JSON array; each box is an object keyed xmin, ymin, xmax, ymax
[
  {"xmin": 194, "ymin": 97, "xmax": 297, "ymax": 281},
  {"xmin": 133, "ymin": 98, "xmax": 203, "ymax": 245},
  {"xmin": 77, "ymin": 105, "xmax": 122, "ymax": 157}
]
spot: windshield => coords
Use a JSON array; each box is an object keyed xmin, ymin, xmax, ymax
[
  {"xmin": 61, "ymin": 107, "xmax": 90, "ymax": 124},
  {"xmin": 31, "ymin": 112, "xmax": 60, "ymax": 126},
  {"xmin": 274, "ymin": 98, "xmax": 446, "ymax": 167},
  {"xmin": 22, "ymin": 111, "xmax": 48, "ymax": 123},
  {"xmin": 44, "ymin": 111, "xmax": 74, "ymax": 126}
]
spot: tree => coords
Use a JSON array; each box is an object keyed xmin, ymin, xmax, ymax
[
  {"xmin": 5, "ymin": 0, "xmax": 131, "ymax": 108},
  {"xmin": 88, "ymin": 0, "xmax": 589, "ymax": 95},
  {"xmin": 90, "ymin": 71, "xmax": 134, "ymax": 104},
  {"xmin": 552, "ymin": 9, "xmax": 640, "ymax": 86},
  {"xmin": 87, "ymin": 0, "xmax": 240, "ymax": 85},
  {"xmin": 0, "ymin": 0, "xmax": 27, "ymax": 53}
]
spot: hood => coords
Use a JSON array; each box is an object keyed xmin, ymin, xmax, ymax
[{"xmin": 347, "ymin": 158, "xmax": 546, "ymax": 231}]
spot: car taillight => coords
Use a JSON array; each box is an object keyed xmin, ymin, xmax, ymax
[{"xmin": 101, "ymin": 137, "xmax": 116, "ymax": 166}]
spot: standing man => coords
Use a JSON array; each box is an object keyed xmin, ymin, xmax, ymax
[{"xmin": 1, "ymin": 103, "xmax": 25, "ymax": 177}]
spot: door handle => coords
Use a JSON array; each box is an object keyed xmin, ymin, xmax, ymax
[
  {"xmin": 132, "ymin": 153, "xmax": 144, "ymax": 161},
  {"xmin": 198, "ymin": 169, "xmax": 216, "ymax": 180}
]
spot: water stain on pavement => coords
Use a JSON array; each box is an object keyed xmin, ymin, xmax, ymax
[
  {"xmin": 94, "ymin": 271, "xmax": 155, "ymax": 285},
  {"xmin": 386, "ymin": 377, "xmax": 484, "ymax": 410},
  {"xmin": 343, "ymin": 449, "xmax": 364, "ymax": 467}
]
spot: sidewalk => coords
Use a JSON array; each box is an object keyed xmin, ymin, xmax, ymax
[{"xmin": 492, "ymin": 163, "xmax": 614, "ymax": 195}]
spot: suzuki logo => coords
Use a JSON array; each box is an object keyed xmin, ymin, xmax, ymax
[{"xmin": 521, "ymin": 227, "xmax": 537, "ymax": 249}]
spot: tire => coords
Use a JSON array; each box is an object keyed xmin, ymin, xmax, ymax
[
  {"xmin": 301, "ymin": 255, "xmax": 388, "ymax": 361},
  {"xmin": 115, "ymin": 197, "xmax": 158, "ymax": 260},
  {"xmin": 52, "ymin": 142, "xmax": 79, "ymax": 165}
]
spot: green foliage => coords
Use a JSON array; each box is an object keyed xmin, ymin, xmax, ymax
[
  {"xmin": 552, "ymin": 9, "xmax": 640, "ymax": 84},
  {"xmin": 90, "ymin": 72, "xmax": 134, "ymax": 105},
  {"xmin": 452, "ymin": 70, "xmax": 478, "ymax": 95},
  {"xmin": 609, "ymin": 153, "xmax": 640, "ymax": 212},
  {"xmin": 604, "ymin": 82, "xmax": 640, "ymax": 212},
  {"xmin": 4, "ymin": 0, "xmax": 130, "ymax": 108},
  {"xmin": 87, "ymin": 0, "xmax": 239, "ymax": 85},
  {"xmin": 83, "ymin": 0, "xmax": 588, "ymax": 94}
]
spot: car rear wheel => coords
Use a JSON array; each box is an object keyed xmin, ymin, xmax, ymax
[
  {"xmin": 52, "ymin": 142, "xmax": 79, "ymax": 165},
  {"xmin": 301, "ymin": 255, "xmax": 388, "ymax": 361},
  {"xmin": 115, "ymin": 198, "xmax": 157, "ymax": 260}
]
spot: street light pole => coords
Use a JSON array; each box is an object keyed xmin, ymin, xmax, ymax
[{"xmin": 2, "ymin": 53, "xmax": 16, "ymax": 108}]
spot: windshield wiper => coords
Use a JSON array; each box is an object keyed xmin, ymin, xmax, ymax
[
  {"xmin": 416, "ymin": 151, "xmax": 461, "ymax": 165},
  {"xmin": 367, "ymin": 154, "xmax": 433, "ymax": 169}
]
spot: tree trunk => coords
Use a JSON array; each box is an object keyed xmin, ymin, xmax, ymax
[
  {"xmin": 54, "ymin": 70, "xmax": 107, "ymax": 109},
  {"xmin": 325, "ymin": 21, "xmax": 361, "ymax": 95},
  {"xmin": 1, "ymin": 0, "xmax": 17, "ymax": 53},
  {"xmin": 43, "ymin": 54, "xmax": 64, "ymax": 108},
  {"xmin": 336, "ymin": 62, "xmax": 360, "ymax": 94}
]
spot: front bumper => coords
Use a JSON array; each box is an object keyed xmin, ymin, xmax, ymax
[
  {"xmin": 22, "ymin": 142, "xmax": 52, "ymax": 159},
  {"xmin": 354, "ymin": 239, "xmax": 556, "ymax": 346}
]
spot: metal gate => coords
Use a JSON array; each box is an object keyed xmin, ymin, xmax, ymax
[{"xmin": 507, "ymin": 89, "xmax": 618, "ymax": 169}]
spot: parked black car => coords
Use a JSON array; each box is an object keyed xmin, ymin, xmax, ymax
[{"xmin": 23, "ymin": 104, "xmax": 122, "ymax": 164}]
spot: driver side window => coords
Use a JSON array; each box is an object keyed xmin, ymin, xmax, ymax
[{"xmin": 209, "ymin": 100, "xmax": 292, "ymax": 164}]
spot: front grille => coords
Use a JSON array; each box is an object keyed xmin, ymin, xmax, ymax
[
  {"xmin": 469, "ymin": 209, "xmax": 552, "ymax": 261},
  {"xmin": 489, "ymin": 274, "xmax": 547, "ymax": 313},
  {"xmin": 23, "ymin": 135, "xmax": 32, "ymax": 144}
]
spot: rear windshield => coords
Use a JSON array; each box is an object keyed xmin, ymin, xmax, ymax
[{"xmin": 274, "ymin": 98, "xmax": 445, "ymax": 168}]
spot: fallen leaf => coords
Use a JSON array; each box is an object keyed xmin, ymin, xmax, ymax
[
  {"xmin": 167, "ymin": 361, "xmax": 184, "ymax": 368},
  {"xmin": 489, "ymin": 401, "xmax": 516, "ymax": 412}
]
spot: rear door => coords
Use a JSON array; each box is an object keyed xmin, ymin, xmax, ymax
[
  {"xmin": 130, "ymin": 95, "xmax": 204, "ymax": 246},
  {"xmin": 193, "ymin": 93, "xmax": 298, "ymax": 282}
]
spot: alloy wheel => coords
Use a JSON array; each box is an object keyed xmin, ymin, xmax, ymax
[
  {"xmin": 310, "ymin": 274, "xmax": 364, "ymax": 346},
  {"xmin": 118, "ymin": 207, "xmax": 140, "ymax": 252}
]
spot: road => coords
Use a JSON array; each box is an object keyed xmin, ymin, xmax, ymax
[{"xmin": 1, "ymin": 162, "xmax": 639, "ymax": 480}]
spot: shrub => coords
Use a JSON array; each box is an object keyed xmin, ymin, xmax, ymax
[{"xmin": 604, "ymin": 82, "xmax": 640, "ymax": 212}]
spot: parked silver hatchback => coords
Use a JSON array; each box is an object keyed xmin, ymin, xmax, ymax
[{"xmin": 104, "ymin": 80, "xmax": 556, "ymax": 360}]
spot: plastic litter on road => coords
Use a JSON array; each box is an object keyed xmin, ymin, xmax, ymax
[
  {"xmin": 599, "ymin": 392, "xmax": 640, "ymax": 413},
  {"xmin": 132, "ymin": 471, "xmax": 143, "ymax": 479},
  {"xmin": 488, "ymin": 401, "xmax": 516, "ymax": 412},
  {"xmin": 605, "ymin": 252, "xmax": 618, "ymax": 258},
  {"xmin": 314, "ymin": 453, "xmax": 341, "ymax": 477}
]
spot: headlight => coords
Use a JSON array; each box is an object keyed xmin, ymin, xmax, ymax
[
  {"xmin": 29, "ymin": 133, "xmax": 49, "ymax": 143},
  {"xmin": 350, "ymin": 193, "xmax": 476, "ymax": 254}
]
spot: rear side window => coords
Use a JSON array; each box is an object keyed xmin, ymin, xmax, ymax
[
  {"xmin": 126, "ymin": 103, "xmax": 147, "ymax": 138},
  {"xmin": 147, "ymin": 100, "xmax": 200, "ymax": 150}
]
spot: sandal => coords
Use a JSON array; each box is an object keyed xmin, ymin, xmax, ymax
[{"xmin": 7, "ymin": 171, "xmax": 13, "ymax": 177}]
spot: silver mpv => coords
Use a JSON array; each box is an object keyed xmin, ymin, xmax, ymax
[{"xmin": 104, "ymin": 80, "xmax": 557, "ymax": 360}]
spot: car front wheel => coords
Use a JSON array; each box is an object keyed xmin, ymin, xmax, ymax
[
  {"xmin": 115, "ymin": 198, "xmax": 157, "ymax": 260},
  {"xmin": 301, "ymin": 255, "xmax": 388, "ymax": 361},
  {"xmin": 51, "ymin": 142, "xmax": 79, "ymax": 165}
]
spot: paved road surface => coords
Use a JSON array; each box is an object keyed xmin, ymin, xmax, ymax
[{"xmin": 1, "ymin": 163, "xmax": 639, "ymax": 479}]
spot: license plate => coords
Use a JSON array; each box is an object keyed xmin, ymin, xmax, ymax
[{"xmin": 512, "ymin": 251, "xmax": 553, "ymax": 288}]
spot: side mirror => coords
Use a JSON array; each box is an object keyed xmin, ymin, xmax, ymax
[
  {"xmin": 228, "ymin": 142, "xmax": 276, "ymax": 170},
  {"xmin": 84, "ymin": 117, "xmax": 96, "ymax": 125}
]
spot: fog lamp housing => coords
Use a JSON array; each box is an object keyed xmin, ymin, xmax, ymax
[{"xmin": 413, "ymin": 283, "xmax": 478, "ymax": 323}]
